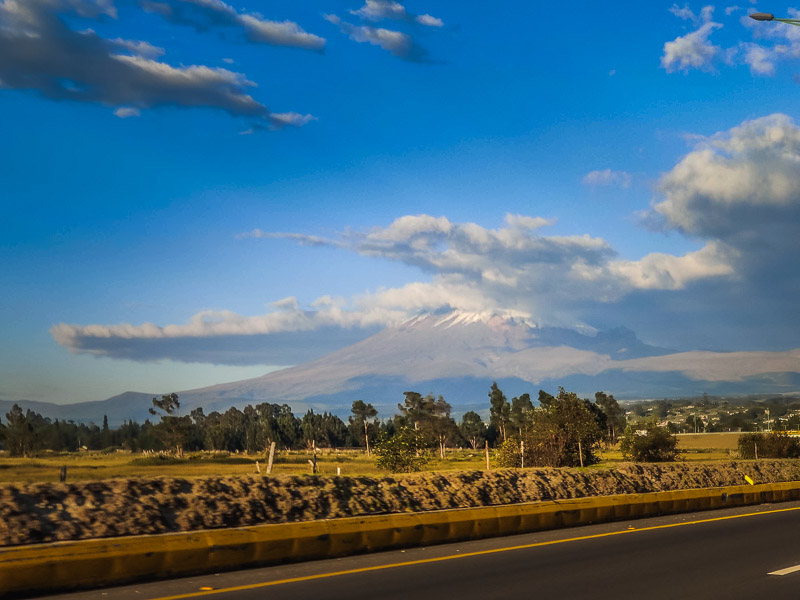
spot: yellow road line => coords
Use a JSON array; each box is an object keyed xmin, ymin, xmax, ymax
[{"xmin": 148, "ymin": 505, "xmax": 800, "ymax": 600}]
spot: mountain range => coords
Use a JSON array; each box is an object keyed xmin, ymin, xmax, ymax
[{"xmin": 4, "ymin": 311, "xmax": 800, "ymax": 425}]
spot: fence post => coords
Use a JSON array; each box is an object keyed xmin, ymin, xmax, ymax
[{"xmin": 266, "ymin": 441, "xmax": 276, "ymax": 474}]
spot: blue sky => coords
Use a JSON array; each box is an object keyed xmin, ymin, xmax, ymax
[{"xmin": 3, "ymin": 0, "xmax": 800, "ymax": 404}]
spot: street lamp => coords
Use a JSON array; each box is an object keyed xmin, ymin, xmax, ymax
[{"xmin": 750, "ymin": 12, "xmax": 800, "ymax": 26}]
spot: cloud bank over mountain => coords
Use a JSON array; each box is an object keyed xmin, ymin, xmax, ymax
[{"xmin": 51, "ymin": 113, "xmax": 800, "ymax": 367}]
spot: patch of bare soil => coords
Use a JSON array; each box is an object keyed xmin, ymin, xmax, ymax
[{"xmin": 1, "ymin": 461, "xmax": 797, "ymax": 547}]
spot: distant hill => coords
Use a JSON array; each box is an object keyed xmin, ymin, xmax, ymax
[
  {"xmin": 0, "ymin": 392, "xmax": 155, "ymax": 427},
  {"xmin": 7, "ymin": 311, "xmax": 800, "ymax": 424}
]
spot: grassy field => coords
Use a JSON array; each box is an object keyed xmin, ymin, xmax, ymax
[
  {"xmin": 0, "ymin": 449, "xmax": 491, "ymax": 484},
  {"xmin": 0, "ymin": 433, "xmax": 745, "ymax": 484}
]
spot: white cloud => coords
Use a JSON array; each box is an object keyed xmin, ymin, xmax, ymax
[
  {"xmin": 110, "ymin": 38, "xmax": 165, "ymax": 59},
  {"xmin": 349, "ymin": 1, "xmax": 443, "ymax": 27},
  {"xmin": 268, "ymin": 112, "xmax": 317, "ymax": 129},
  {"xmin": 0, "ymin": 0, "xmax": 315, "ymax": 127},
  {"xmin": 325, "ymin": 14, "xmax": 424, "ymax": 61},
  {"xmin": 654, "ymin": 113, "xmax": 800, "ymax": 239},
  {"xmin": 617, "ymin": 349, "xmax": 800, "ymax": 381},
  {"xmin": 113, "ymin": 106, "xmax": 141, "ymax": 118},
  {"xmin": 416, "ymin": 14, "xmax": 443, "ymax": 27},
  {"xmin": 661, "ymin": 19, "xmax": 722, "ymax": 73},
  {"xmin": 582, "ymin": 168, "xmax": 632, "ymax": 189},
  {"xmin": 737, "ymin": 8, "xmax": 800, "ymax": 75},
  {"xmin": 245, "ymin": 211, "xmax": 736, "ymax": 319},
  {"xmin": 609, "ymin": 242, "xmax": 736, "ymax": 290},
  {"xmin": 140, "ymin": 0, "xmax": 325, "ymax": 51},
  {"xmin": 669, "ymin": 4, "xmax": 700, "ymax": 22},
  {"xmin": 663, "ymin": 7, "xmax": 800, "ymax": 77}
]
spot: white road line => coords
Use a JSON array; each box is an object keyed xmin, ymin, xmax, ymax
[{"xmin": 768, "ymin": 564, "xmax": 800, "ymax": 576}]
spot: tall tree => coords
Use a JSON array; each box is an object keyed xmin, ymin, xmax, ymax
[
  {"xmin": 398, "ymin": 392, "xmax": 456, "ymax": 458},
  {"xmin": 350, "ymin": 400, "xmax": 378, "ymax": 456},
  {"xmin": 459, "ymin": 411, "xmax": 486, "ymax": 450},
  {"xmin": 525, "ymin": 388, "xmax": 603, "ymax": 468},
  {"xmin": 509, "ymin": 393, "xmax": 534, "ymax": 437},
  {"xmin": 4, "ymin": 404, "xmax": 35, "ymax": 457},
  {"xmin": 595, "ymin": 391, "xmax": 626, "ymax": 444},
  {"xmin": 489, "ymin": 382, "xmax": 510, "ymax": 442},
  {"xmin": 148, "ymin": 393, "xmax": 188, "ymax": 456}
]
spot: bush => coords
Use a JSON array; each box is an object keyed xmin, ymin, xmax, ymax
[
  {"xmin": 738, "ymin": 432, "xmax": 800, "ymax": 459},
  {"xmin": 495, "ymin": 438, "xmax": 522, "ymax": 468},
  {"xmin": 620, "ymin": 422, "xmax": 679, "ymax": 462},
  {"xmin": 374, "ymin": 427, "xmax": 430, "ymax": 473}
]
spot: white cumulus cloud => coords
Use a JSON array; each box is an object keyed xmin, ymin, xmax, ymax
[
  {"xmin": 661, "ymin": 15, "xmax": 722, "ymax": 73},
  {"xmin": 582, "ymin": 169, "xmax": 632, "ymax": 189}
]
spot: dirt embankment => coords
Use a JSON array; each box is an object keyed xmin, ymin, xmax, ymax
[{"xmin": 1, "ymin": 461, "xmax": 798, "ymax": 547}]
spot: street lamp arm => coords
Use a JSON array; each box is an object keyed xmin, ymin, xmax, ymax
[{"xmin": 750, "ymin": 12, "xmax": 800, "ymax": 26}]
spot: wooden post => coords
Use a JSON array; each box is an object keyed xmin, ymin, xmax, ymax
[
  {"xmin": 485, "ymin": 440, "xmax": 490, "ymax": 470},
  {"xmin": 578, "ymin": 438, "xmax": 584, "ymax": 468},
  {"xmin": 255, "ymin": 461, "xmax": 261, "ymax": 474},
  {"xmin": 308, "ymin": 441, "xmax": 318, "ymax": 474},
  {"xmin": 337, "ymin": 466, "xmax": 341, "ymax": 476},
  {"xmin": 59, "ymin": 466, "xmax": 67, "ymax": 483},
  {"xmin": 266, "ymin": 441, "xmax": 276, "ymax": 474}
]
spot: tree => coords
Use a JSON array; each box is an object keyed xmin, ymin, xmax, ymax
[
  {"xmin": 149, "ymin": 393, "xmax": 188, "ymax": 456},
  {"xmin": 301, "ymin": 410, "xmax": 348, "ymax": 448},
  {"xmin": 509, "ymin": 393, "xmax": 534, "ymax": 437},
  {"xmin": 459, "ymin": 411, "xmax": 486, "ymax": 449},
  {"xmin": 489, "ymin": 382, "xmax": 510, "ymax": 442},
  {"xmin": 738, "ymin": 432, "xmax": 800, "ymax": 459},
  {"xmin": 397, "ymin": 392, "xmax": 456, "ymax": 458},
  {"xmin": 374, "ymin": 427, "xmax": 430, "ymax": 473},
  {"xmin": 350, "ymin": 400, "xmax": 378, "ymax": 456},
  {"xmin": 620, "ymin": 421, "xmax": 679, "ymax": 462},
  {"xmin": 4, "ymin": 404, "xmax": 35, "ymax": 457},
  {"xmin": 537, "ymin": 389, "xmax": 556, "ymax": 409},
  {"xmin": 595, "ymin": 391, "xmax": 625, "ymax": 444},
  {"xmin": 524, "ymin": 388, "xmax": 603, "ymax": 468}
]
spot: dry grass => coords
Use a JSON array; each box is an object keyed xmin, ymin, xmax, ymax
[
  {"xmin": 0, "ymin": 433, "xmax": 744, "ymax": 484},
  {"xmin": 0, "ymin": 449, "xmax": 493, "ymax": 484},
  {"xmin": 676, "ymin": 433, "xmax": 741, "ymax": 451}
]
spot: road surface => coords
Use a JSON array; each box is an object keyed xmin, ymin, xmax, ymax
[{"xmin": 38, "ymin": 500, "xmax": 800, "ymax": 600}]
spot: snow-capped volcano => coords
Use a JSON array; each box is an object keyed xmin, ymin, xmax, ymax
[
  {"xmin": 172, "ymin": 311, "xmax": 668, "ymax": 413},
  {"xmin": 10, "ymin": 310, "xmax": 800, "ymax": 424}
]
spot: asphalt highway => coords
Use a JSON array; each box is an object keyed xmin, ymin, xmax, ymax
[{"xmin": 40, "ymin": 500, "xmax": 800, "ymax": 600}]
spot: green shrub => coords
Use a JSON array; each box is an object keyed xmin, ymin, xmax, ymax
[
  {"xmin": 620, "ymin": 422, "xmax": 679, "ymax": 462},
  {"xmin": 374, "ymin": 427, "xmax": 430, "ymax": 473},
  {"xmin": 495, "ymin": 438, "xmax": 521, "ymax": 468},
  {"xmin": 738, "ymin": 432, "xmax": 800, "ymax": 459}
]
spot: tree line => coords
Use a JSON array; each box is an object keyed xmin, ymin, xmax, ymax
[{"xmin": 0, "ymin": 384, "xmax": 628, "ymax": 459}]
